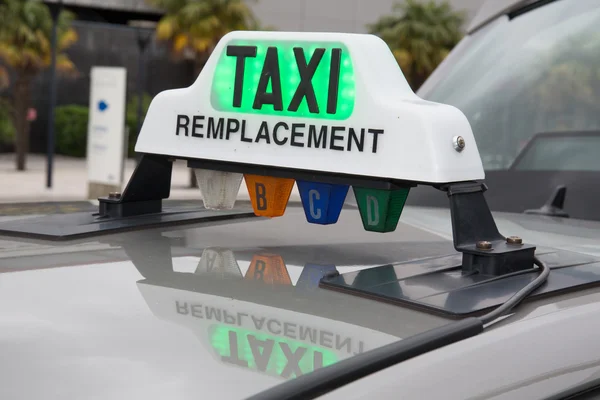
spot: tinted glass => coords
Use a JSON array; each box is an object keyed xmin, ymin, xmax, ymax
[
  {"xmin": 513, "ymin": 135, "xmax": 600, "ymax": 171},
  {"xmin": 418, "ymin": 0, "xmax": 600, "ymax": 171}
]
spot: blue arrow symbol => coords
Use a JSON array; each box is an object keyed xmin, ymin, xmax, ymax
[{"xmin": 97, "ymin": 100, "xmax": 109, "ymax": 112}]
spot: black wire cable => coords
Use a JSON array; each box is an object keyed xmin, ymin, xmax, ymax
[
  {"xmin": 249, "ymin": 256, "xmax": 551, "ymax": 400},
  {"xmin": 479, "ymin": 256, "xmax": 550, "ymax": 325},
  {"xmin": 247, "ymin": 317, "xmax": 484, "ymax": 400}
]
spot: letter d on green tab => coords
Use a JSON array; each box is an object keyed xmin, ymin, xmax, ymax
[{"xmin": 353, "ymin": 187, "xmax": 410, "ymax": 233}]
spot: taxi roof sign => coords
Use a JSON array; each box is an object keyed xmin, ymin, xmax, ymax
[
  {"xmin": 6, "ymin": 31, "xmax": 535, "ymax": 282},
  {"xmin": 135, "ymin": 31, "xmax": 484, "ymax": 184}
]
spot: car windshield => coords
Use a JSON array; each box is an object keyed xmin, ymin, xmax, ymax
[{"xmin": 418, "ymin": 0, "xmax": 600, "ymax": 171}]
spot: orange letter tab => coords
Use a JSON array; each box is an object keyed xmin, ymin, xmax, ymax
[
  {"xmin": 245, "ymin": 253, "xmax": 292, "ymax": 285},
  {"xmin": 244, "ymin": 175, "xmax": 295, "ymax": 217}
]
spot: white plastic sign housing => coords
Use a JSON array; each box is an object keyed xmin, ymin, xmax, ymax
[
  {"xmin": 87, "ymin": 66, "xmax": 127, "ymax": 186},
  {"xmin": 136, "ymin": 32, "xmax": 484, "ymax": 183}
]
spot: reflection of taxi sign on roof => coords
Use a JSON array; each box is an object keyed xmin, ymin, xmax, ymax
[
  {"xmin": 296, "ymin": 264, "xmax": 337, "ymax": 290},
  {"xmin": 195, "ymin": 248, "xmax": 242, "ymax": 278},
  {"xmin": 245, "ymin": 253, "xmax": 292, "ymax": 285},
  {"xmin": 210, "ymin": 325, "xmax": 337, "ymax": 379},
  {"xmin": 136, "ymin": 249, "xmax": 399, "ymax": 382},
  {"xmin": 133, "ymin": 31, "xmax": 483, "ymax": 233}
]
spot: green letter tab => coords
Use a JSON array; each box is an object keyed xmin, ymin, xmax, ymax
[{"xmin": 353, "ymin": 187, "xmax": 410, "ymax": 233}]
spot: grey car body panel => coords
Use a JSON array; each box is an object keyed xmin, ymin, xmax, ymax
[
  {"xmin": 1, "ymin": 205, "xmax": 600, "ymax": 399},
  {"xmin": 467, "ymin": 0, "xmax": 533, "ymax": 33},
  {"xmin": 401, "ymin": 206, "xmax": 600, "ymax": 257},
  {"xmin": 322, "ymin": 290, "xmax": 600, "ymax": 400}
]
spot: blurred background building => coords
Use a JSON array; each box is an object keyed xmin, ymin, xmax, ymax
[
  {"xmin": 1, "ymin": 0, "xmax": 483, "ymax": 155},
  {"xmin": 253, "ymin": 0, "xmax": 482, "ymax": 32}
]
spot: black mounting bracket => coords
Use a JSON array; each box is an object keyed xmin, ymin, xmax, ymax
[
  {"xmin": 441, "ymin": 182, "xmax": 536, "ymax": 276},
  {"xmin": 97, "ymin": 154, "xmax": 173, "ymax": 218}
]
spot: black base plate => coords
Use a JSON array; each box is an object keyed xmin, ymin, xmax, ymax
[
  {"xmin": 0, "ymin": 207, "xmax": 257, "ymax": 241},
  {"xmin": 320, "ymin": 249, "xmax": 600, "ymax": 318}
]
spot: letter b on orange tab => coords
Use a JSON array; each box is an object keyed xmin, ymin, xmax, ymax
[
  {"xmin": 245, "ymin": 253, "xmax": 292, "ymax": 285},
  {"xmin": 244, "ymin": 175, "xmax": 295, "ymax": 217}
]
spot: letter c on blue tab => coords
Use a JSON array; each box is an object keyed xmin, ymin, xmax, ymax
[
  {"xmin": 308, "ymin": 189, "xmax": 322, "ymax": 219},
  {"xmin": 297, "ymin": 264, "xmax": 337, "ymax": 290},
  {"xmin": 297, "ymin": 181, "xmax": 349, "ymax": 225}
]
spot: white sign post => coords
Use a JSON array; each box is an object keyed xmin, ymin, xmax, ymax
[{"xmin": 86, "ymin": 66, "xmax": 127, "ymax": 199}]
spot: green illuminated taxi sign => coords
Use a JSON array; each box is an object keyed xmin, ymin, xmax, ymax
[
  {"xmin": 210, "ymin": 325, "xmax": 337, "ymax": 378},
  {"xmin": 211, "ymin": 41, "xmax": 355, "ymax": 120}
]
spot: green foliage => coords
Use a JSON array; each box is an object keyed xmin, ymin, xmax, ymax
[
  {"xmin": 532, "ymin": 34, "xmax": 600, "ymax": 108},
  {"xmin": 369, "ymin": 0, "xmax": 465, "ymax": 90},
  {"xmin": 52, "ymin": 94, "xmax": 153, "ymax": 158},
  {"xmin": 0, "ymin": 0, "xmax": 78, "ymax": 169},
  {"xmin": 54, "ymin": 105, "xmax": 88, "ymax": 157},
  {"xmin": 525, "ymin": 32, "xmax": 600, "ymax": 132},
  {"xmin": 145, "ymin": 0, "xmax": 258, "ymax": 67},
  {"xmin": 126, "ymin": 93, "xmax": 152, "ymax": 157},
  {"xmin": 0, "ymin": 0, "xmax": 78, "ymax": 76},
  {"xmin": 0, "ymin": 97, "xmax": 15, "ymax": 145},
  {"xmin": 0, "ymin": 66, "xmax": 8, "ymax": 89}
]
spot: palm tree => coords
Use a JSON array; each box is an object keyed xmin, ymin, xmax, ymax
[
  {"xmin": 0, "ymin": 0, "xmax": 78, "ymax": 171},
  {"xmin": 146, "ymin": 0, "xmax": 258, "ymax": 76},
  {"xmin": 145, "ymin": 0, "xmax": 258, "ymax": 187},
  {"xmin": 529, "ymin": 33, "xmax": 600, "ymax": 132},
  {"xmin": 0, "ymin": 66, "xmax": 8, "ymax": 90},
  {"xmin": 370, "ymin": 0, "xmax": 465, "ymax": 90}
]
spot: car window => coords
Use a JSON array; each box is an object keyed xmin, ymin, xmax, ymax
[
  {"xmin": 567, "ymin": 387, "xmax": 600, "ymax": 399},
  {"xmin": 418, "ymin": 0, "xmax": 600, "ymax": 171},
  {"xmin": 550, "ymin": 383, "xmax": 600, "ymax": 400},
  {"xmin": 512, "ymin": 134, "xmax": 600, "ymax": 171}
]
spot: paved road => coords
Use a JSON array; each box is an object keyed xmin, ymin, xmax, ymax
[
  {"xmin": 0, "ymin": 199, "xmax": 261, "ymax": 216},
  {"xmin": 0, "ymin": 153, "xmax": 301, "ymax": 206}
]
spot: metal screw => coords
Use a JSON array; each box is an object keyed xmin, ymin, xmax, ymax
[
  {"xmin": 476, "ymin": 240, "xmax": 492, "ymax": 250},
  {"xmin": 453, "ymin": 136, "xmax": 466, "ymax": 152},
  {"xmin": 506, "ymin": 236, "xmax": 523, "ymax": 245},
  {"xmin": 108, "ymin": 192, "xmax": 121, "ymax": 199}
]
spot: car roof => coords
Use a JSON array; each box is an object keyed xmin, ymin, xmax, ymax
[
  {"xmin": 0, "ymin": 206, "xmax": 449, "ymax": 398},
  {"xmin": 322, "ymin": 287, "xmax": 600, "ymax": 400},
  {"xmin": 2, "ymin": 205, "xmax": 600, "ymax": 398}
]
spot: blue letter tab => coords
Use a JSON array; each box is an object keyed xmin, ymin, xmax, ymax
[{"xmin": 297, "ymin": 181, "xmax": 349, "ymax": 225}]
